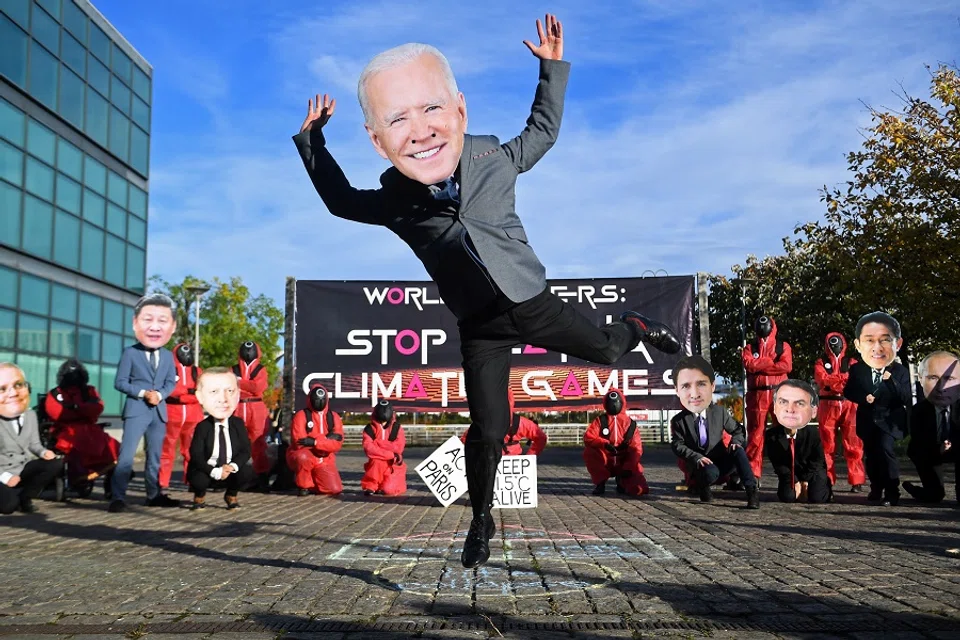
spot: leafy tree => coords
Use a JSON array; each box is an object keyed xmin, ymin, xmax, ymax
[{"xmin": 149, "ymin": 275, "xmax": 284, "ymax": 406}]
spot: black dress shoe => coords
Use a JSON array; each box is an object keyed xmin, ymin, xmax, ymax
[
  {"xmin": 108, "ymin": 500, "xmax": 127, "ymax": 513},
  {"xmin": 884, "ymin": 489, "xmax": 900, "ymax": 507},
  {"xmin": 19, "ymin": 499, "xmax": 38, "ymax": 514},
  {"xmin": 145, "ymin": 494, "xmax": 181, "ymax": 508},
  {"xmin": 849, "ymin": 484, "xmax": 864, "ymax": 493},
  {"xmin": 620, "ymin": 311, "xmax": 682, "ymax": 354},
  {"xmin": 592, "ymin": 482, "xmax": 606, "ymax": 496},
  {"xmin": 298, "ymin": 488, "xmax": 311, "ymax": 496},
  {"xmin": 461, "ymin": 515, "xmax": 494, "ymax": 569},
  {"xmin": 901, "ymin": 481, "xmax": 924, "ymax": 501},
  {"xmin": 699, "ymin": 485, "xmax": 713, "ymax": 503}
]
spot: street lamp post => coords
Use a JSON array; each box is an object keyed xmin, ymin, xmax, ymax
[
  {"xmin": 185, "ymin": 283, "xmax": 211, "ymax": 366},
  {"xmin": 732, "ymin": 277, "xmax": 755, "ymax": 430}
]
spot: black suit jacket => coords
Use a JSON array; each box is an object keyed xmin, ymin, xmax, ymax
[
  {"xmin": 671, "ymin": 404, "xmax": 745, "ymax": 462},
  {"xmin": 843, "ymin": 361, "xmax": 910, "ymax": 439},
  {"xmin": 908, "ymin": 399, "xmax": 959, "ymax": 463},
  {"xmin": 765, "ymin": 425, "xmax": 827, "ymax": 483},
  {"xmin": 188, "ymin": 416, "xmax": 251, "ymax": 477}
]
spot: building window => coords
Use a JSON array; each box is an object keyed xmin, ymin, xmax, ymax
[
  {"xmin": 108, "ymin": 107, "xmax": 129, "ymax": 162},
  {"xmin": 106, "ymin": 202, "xmax": 125, "ymax": 237},
  {"xmin": 102, "ymin": 299, "xmax": 123, "ymax": 333},
  {"xmin": 110, "ymin": 74, "xmax": 130, "ymax": 115},
  {"xmin": 131, "ymin": 95, "xmax": 149, "ymax": 131},
  {"xmin": 132, "ymin": 66, "xmax": 150, "ymax": 102},
  {"xmin": 84, "ymin": 89, "xmax": 108, "ymax": 148},
  {"xmin": 26, "ymin": 119, "xmax": 56, "ymax": 164},
  {"xmin": 3, "ymin": 0, "xmax": 30, "ymax": 29},
  {"xmin": 55, "ymin": 172, "xmax": 81, "ymax": 214},
  {"xmin": 104, "ymin": 234, "xmax": 125, "ymax": 286},
  {"xmin": 129, "ymin": 125, "xmax": 148, "ymax": 176},
  {"xmin": 126, "ymin": 246, "xmax": 144, "ymax": 292},
  {"xmin": 58, "ymin": 64, "xmax": 85, "ymax": 130},
  {"xmin": 78, "ymin": 291, "xmax": 100, "ymax": 327},
  {"xmin": 22, "ymin": 194, "xmax": 53, "ymax": 259},
  {"xmin": 62, "ymin": 0, "xmax": 85, "ymax": 43},
  {"xmin": 128, "ymin": 184, "xmax": 146, "ymax": 219},
  {"xmin": 51, "ymin": 283, "xmax": 77, "ymax": 321},
  {"xmin": 50, "ymin": 320, "xmax": 76, "ymax": 357},
  {"xmin": 28, "ymin": 40, "xmax": 59, "ymax": 111},
  {"xmin": 88, "ymin": 22, "xmax": 109, "ymax": 63},
  {"xmin": 81, "ymin": 187, "xmax": 104, "ymax": 226},
  {"xmin": 19, "ymin": 272, "xmax": 50, "ymax": 315},
  {"xmin": 106, "ymin": 170, "xmax": 126, "ymax": 206},
  {"xmin": 76, "ymin": 326, "xmax": 98, "ymax": 361},
  {"xmin": 18, "ymin": 354, "xmax": 49, "ymax": 404},
  {"xmin": 79, "ymin": 222, "xmax": 104, "ymax": 278},
  {"xmin": 83, "ymin": 155, "xmax": 106, "ymax": 193},
  {"xmin": 127, "ymin": 215, "xmax": 145, "ymax": 247},
  {"xmin": 0, "ymin": 266, "xmax": 17, "ymax": 309},
  {"xmin": 17, "ymin": 313, "xmax": 48, "ymax": 352},
  {"xmin": 112, "ymin": 48, "xmax": 132, "ymax": 83},
  {"xmin": 30, "ymin": 4, "xmax": 60, "ymax": 54},
  {"xmin": 0, "ymin": 15, "xmax": 29, "ymax": 89},
  {"xmin": 35, "ymin": 0, "xmax": 61, "ymax": 22},
  {"xmin": 53, "ymin": 209, "xmax": 80, "ymax": 268},
  {"xmin": 101, "ymin": 331, "xmax": 122, "ymax": 364},
  {"xmin": 0, "ymin": 140, "xmax": 24, "ymax": 186},
  {"xmin": 56, "ymin": 137, "xmax": 81, "ymax": 178},
  {"xmin": 24, "ymin": 156, "xmax": 54, "ymax": 200},
  {"xmin": 0, "ymin": 181, "xmax": 21, "ymax": 247},
  {"xmin": 0, "ymin": 99, "xmax": 26, "ymax": 147},
  {"xmin": 86, "ymin": 55, "xmax": 109, "ymax": 96},
  {"xmin": 0, "ymin": 309, "xmax": 15, "ymax": 350},
  {"xmin": 60, "ymin": 30, "xmax": 84, "ymax": 74}
]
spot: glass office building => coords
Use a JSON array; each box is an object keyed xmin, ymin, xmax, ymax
[{"xmin": 1, "ymin": 0, "xmax": 151, "ymax": 418}]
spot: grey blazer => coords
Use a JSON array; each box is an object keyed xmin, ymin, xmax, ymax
[
  {"xmin": 293, "ymin": 59, "xmax": 571, "ymax": 320},
  {"xmin": 0, "ymin": 410, "xmax": 47, "ymax": 477},
  {"xmin": 114, "ymin": 344, "xmax": 177, "ymax": 423},
  {"xmin": 670, "ymin": 404, "xmax": 747, "ymax": 462}
]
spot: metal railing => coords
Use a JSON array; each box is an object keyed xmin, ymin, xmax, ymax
[{"xmin": 339, "ymin": 422, "xmax": 675, "ymax": 447}]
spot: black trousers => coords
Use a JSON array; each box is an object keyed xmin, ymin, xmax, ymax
[
  {"xmin": 697, "ymin": 446, "xmax": 757, "ymax": 489},
  {"xmin": 775, "ymin": 470, "xmax": 831, "ymax": 503},
  {"xmin": 909, "ymin": 451, "xmax": 959, "ymax": 503},
  {"xmin": 0, "ymin": 458, "xmax": 65, "ymax": 514},
  {"xmin": 188, "ymin": 464, "xmax": 254, "ymax": 498},
  {"xmin": 861, "ymin": 429, "xmax": 900, "ymax": 491}
]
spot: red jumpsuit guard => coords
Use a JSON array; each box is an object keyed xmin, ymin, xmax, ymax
[
  {"xmin": 583, "ymin": 389, "xmax": 649, "ymax": 496},
  {"xmin": 742, "ymin": 316, "xmax": 793, "ymax": 479},
  {"xmin": 45, "ymin": 359, "xmax": 119, "ymax": 490},
  {"xmin": 233, "ymin": 341, "xmax": 271, "ymax": 477},
  {"xmin": 813, "ymin": 332, "xmax": 865, "ymax": 490},
  {"xmin": 286, "ymin": 384, "xmax": 343, "ymax": 495},
  {"xmin": 159, "ymin": 343, "xmax": 203, "ymax": 488},
  {"xmin": 361, "ymin": 400, "xmax": 407, "ymax": 496},
  {"xmin": 461, "ymin": 390, "xmax": 548, "ymax": 456}
]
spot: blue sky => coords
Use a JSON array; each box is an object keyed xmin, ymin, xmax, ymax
[{"xmin": 92, "ymin": 0, "xmax": 957, "ymax": 308}]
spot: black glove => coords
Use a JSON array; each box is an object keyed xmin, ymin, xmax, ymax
[
  {"xmin": 326, "ymin": 432, "xmax": 343, "ymax": 441},
  {"xmin": 616, "ymin": 442, "xmax": 630, "ymax": 453},
  {"xmin": 605, "ymin": 443, "xmax": 617, "ymax": 455},
  {"xmin": 297, "ymin": 437, "xmax": 316, "ymax": 447}
]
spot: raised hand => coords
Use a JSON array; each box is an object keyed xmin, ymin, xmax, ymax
[
  {"xmin": 523, "ymin": 13, "xmax": 563, "ymax": 60},
  {"xmin": 300, "ymin": 93, "xmax": 337, "ymax": 133}
]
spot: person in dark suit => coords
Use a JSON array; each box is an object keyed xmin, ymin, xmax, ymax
[
  {"xmin": 843, "ymin": 312, "xmax": 912, "ymax": 506},
  {"xmin": 0, "ymin": 364, "xmax": 64, "ymax": 514},
  {"xmin": 293, "ymin": 14, "xmax": 681, "ymax": 568},
  {"xmin": 766, "ymin": 380, "xmax": 831, "ymax": 504},
  {"xmin": 110, "ymin": 294, "xmax": 179, "ymax": 513},
  {"xmin": 670, "ymin": 356, "xmax": 759, "ymax": 508},
  {"xmin": 188, "ymin": 368, "xmax": 253, "ymax": 510},
  {"xmin": 904, "ymin": 351, "xmax": 959, "ymax": 504}
]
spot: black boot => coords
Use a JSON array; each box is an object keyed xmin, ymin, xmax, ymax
[
  {"xmin": 746, "ymin": 484, "xmax": 760, "ymax": 509},
  {"xmin": 620, "ymin": 311, "xmax": 682, "ymax": 354},
  {"xmin": 592, "ymin": 482, "xmax": 606, "ymax": 496},
  {"xmin": 103, "ymin": 471, "xmax": 113, "ymax": 501},
  {"xmin": 461, "ymin": 441, "xmax": 500, "ymax": 569}
]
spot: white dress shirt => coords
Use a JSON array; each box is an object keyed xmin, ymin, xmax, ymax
[{"xmin": 207, "ymin": 422, "xmax": 240, "ymax": 480}]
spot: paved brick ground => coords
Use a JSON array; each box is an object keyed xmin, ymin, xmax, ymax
[{"xmin": 0, "ymin": 445, "xmax": 957, "ymax": 639}]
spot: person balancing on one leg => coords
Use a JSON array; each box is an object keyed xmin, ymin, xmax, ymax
[{"xmin": 293, "ymin": 12, "xmax": 681, "ymax": 569}]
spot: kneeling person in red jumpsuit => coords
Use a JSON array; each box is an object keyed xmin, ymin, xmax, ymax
[
  {"xmin": 188, "ymin": 368, "xmax": 254, "ymax": 510},
  {"xmin": 287, "ymin": 384, "xmax": 343, "ymax": 496},
  {"xmin": 583, "ymin": 389, "xmax": 648, "ymax": 496},
  {"xmin": 160, "ymin": 343, "xmax": 203, "ymax": 490},
  {"xmin": 361, "ymin": 400, "xmax": 407, "ymax": 496},
  {"xmin": 233, "ymin": 341, "xmax": 271, "ymax": 489},
  {"xmin": 45, "ymin": 359, "xmax": 119, "ymax": 498}
]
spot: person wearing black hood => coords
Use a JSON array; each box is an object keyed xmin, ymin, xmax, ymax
[
  {"xmin": 233, "ymin": 341, "xmax": 271, "ymax": 490},
  {"xmin": 904, "ymin": 351, "xmax": 960, "ymax": 505},
  {"xmin": 813, "ymin": 333, "xmax": 865, "ymax": 492},
  {"xmin": 287, "ymin": 384, "xmax": 343, "ymax": 495},
  {"xmin": 583, "ymin": 389, "xmax": 648, "ymax": 497},
  {"xmin": 361, "ymin": 400, "xmax": 407, "ymax": 496}
]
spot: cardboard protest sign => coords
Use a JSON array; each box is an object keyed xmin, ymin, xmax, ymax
[
  {"xmin": 492, "ymin": 455, "xmax": 537, "ymax": 509},
  {"xmin": 415, "ymin": 436, "xmax": 468, "ymax": 507}
]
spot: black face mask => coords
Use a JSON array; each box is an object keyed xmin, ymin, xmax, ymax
[
  {"xmin": 308, "ymin": 387, "xmax": 328, "ymax": 411},
  {"xmin": 373, "ymin": 400, "xmax": 393, "ymax": 425},
  {"xmin": 176, "ymin": 344, "xmax": 194, "ymax": 366},
  {"xmin": 927, "ymin": 360, "xmax": 960, "ymax": 408},
  {"xmin": 828, "ymin": 335, "xmax": 843, "ymax": 357},
  {"xmin": 58, "ymin": 359, "xmax": 88, "ymax": 389},
  {"xmin": 603, "ymin": 391, "xmax": 624, "ymax": 415},
  {"xmin": 239, "ymin": 341, "xmax": 258, "ymax": 364},
  {"xmin": 755, "ymin": 316, "xmax": 773, "ymax": 339}
]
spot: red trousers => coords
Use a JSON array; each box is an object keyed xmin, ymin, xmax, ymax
[
  {"xmin": 236, "ymin": 400, "xmax": 270, "ymax": 474},
  {"xmin": 818, "ymin": 400, "xmax": 865, "ymax": 486},
  {"xmin": 583, "ymin": 447, "xmax": 648, "ymax": 496},
  {"xmin": 53, "ymin": 424, "xmax": 119, "ymax": 482},
  {"xmin": 361, "ymin": 459, "xmax": 407, "ymax": 495},
  {"xmin": 745, "ymin": 389, "xmax": 776, "ymax": 479},
  {"xmin": 159, "ymin": 411, "xmax": 198, "ymax": 488},
  {"xmin": 286, "ymin": 449, "xmax": 342, "ymax": 494}
]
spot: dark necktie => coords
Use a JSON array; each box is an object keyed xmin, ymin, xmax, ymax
[
  {"xmin": 431, "ymin": 177, "xmax": 460, "ymax": 204},
  {"xmin": 150, "ymin": 349, "xmax": 159, "ymax": 371},
  {"xmin": 697, "ymin": 414, "xmax": 708, "ymax": 448},
  {"xmin": 216, "ymin": 424, "xmax": 228, "ymax": 467},
  {"xmin": 788, "ymin": 435, "xmax": 796, "ymax": 491},
  {"xmin": 936, "ymin": 408, "xmax": 949, "ymax": 443},
  {"xmin": 872, "ymin": 369, "xmax": 881, "ymax": 387}
]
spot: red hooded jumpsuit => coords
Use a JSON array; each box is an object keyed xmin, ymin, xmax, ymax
[
  {"xmin": 233, "ymin": 342, "xmax": 271, "ymax": 475},
  {"xmin": 45, "ymin": 385, "xmax": 118, "ymax": 482},
  {"xmin": 583, "ymin": 390, "xmax": 649, "ymax": 496},
  {"xmin": 813, "ymin": 332, "xmax": 865, "ymax": 487},
  {"xmin": 159, "ymin": 343, "xmax": 203, "ymax": 488},
  {"xmin": 361, "ymin": 415, "xmax": 407, "ymax": 495},
  {"xmin": 286, "ymin": 384, "xmax": 343, "ymax": 494},
  {"xmin": 742, "ymin": 319, "xmax": 793, "ymax": 479}
]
